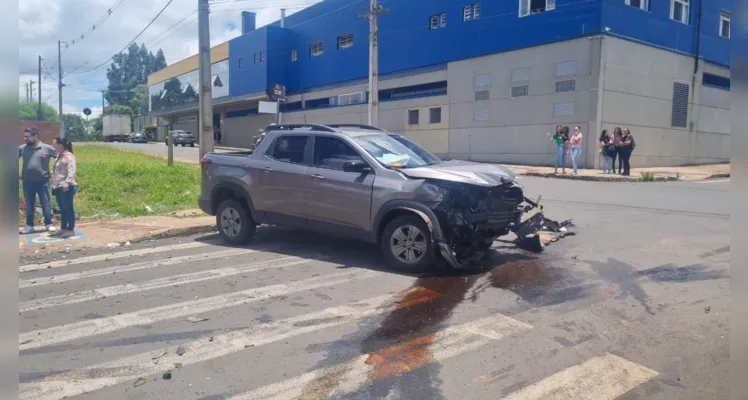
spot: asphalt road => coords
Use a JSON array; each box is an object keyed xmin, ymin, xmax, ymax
[{"xmin": 18, "ymin": 177, "xmax": 729, "ymax": 400}]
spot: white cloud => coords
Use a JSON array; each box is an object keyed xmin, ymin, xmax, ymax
[{"xmin": 18, "ymin": 0, "xmax": 317, "ymax": 111}]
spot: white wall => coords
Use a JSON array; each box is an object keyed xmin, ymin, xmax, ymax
[{"xmin": 600, "ymin": 36, "xmax": 730, "ymax": 167}]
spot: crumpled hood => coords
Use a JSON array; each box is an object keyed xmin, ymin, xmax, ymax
[{"xmin": 398, "ymin": 159, "xmax": 516, "ymax": 187}]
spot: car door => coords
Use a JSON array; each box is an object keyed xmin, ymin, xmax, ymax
[
  {"xmin": 305, "ymin": 135, "xmax": 375, "ymax": 240},
  {"xmin": 252, "ymin": 134, "xmax": 310, "ymax": 228}
]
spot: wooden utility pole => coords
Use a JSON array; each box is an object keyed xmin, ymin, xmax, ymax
[
  {"xmin": 197, "ymin": 0, "xmax": 214, "ymax": 159},
  {"xmin": 38, "ymin": 55, "xmax": 43, "ymax": 120}
]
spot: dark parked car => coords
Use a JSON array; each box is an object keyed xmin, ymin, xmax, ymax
[
  {"xmin": 129, "ymin": 132, "xmax": 148, "ymax": 143},
  {"xmin": 198, "ymin": 124, "xmax": 570, "ymax": 273},
  {"xmin": 166, "ymin": 130, "xmax": 195, "ymax": 147}
]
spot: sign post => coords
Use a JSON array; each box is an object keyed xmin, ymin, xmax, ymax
[{"xmin": 270, "ymin": 83, "xmax": 286, "ymax": 124}]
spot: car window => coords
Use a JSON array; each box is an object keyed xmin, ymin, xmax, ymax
[
  {"xmin": 268, "ymin": 135, "xmax": 308, "ymax": 164},
  {"xmin": 353, "ymin": 134, "xmax": 439, "ymax": 168},
  {"xmin": 313, "ymin": 136, "xmax": 365, "ymax": 171}
]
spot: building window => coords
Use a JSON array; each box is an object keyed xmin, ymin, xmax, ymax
[
  {"xmin": 430, "ymin": 13, "xmax": 447, "ymax": 29},
  {"xmin": 519, "ymin": 0, "xmax": 556, "ymax": 17},
  {"xmin": 671, "ymin": 82, "xmax": 689, "ymax": 127},
  {"xmin": 670, "ymin": 0, "xmax": 689, "ymax": 24},
  {"xmin": 555, "ymin": 79, "xmax": 576, "ymax": 93},
  {"xmin": 238, "ymin": 57, "xmax": 244, "ymax": 68},
  {"xmin": 463, "ymin": 3, "xmax": 480, "ymax": 21},
  {"xmin": 475, "ymin": 90, "xmax": 490, "ymax": 101},
  {"xmin": 408, "ymin": 109, "xmax": 419, "ymax": 125},
  {"xmin": 254, "ymin": 51, "xmax": 264, "ymax": 64},
  {"xmin": 338, "ymin": 92, "xmax": 364, "ymax": 106},
  {"xmin": 720, "ymin": 11, "xmax": 730, "ymax": 38},
  {"xmin": 702, "ymin": 73, "xmax": 730, "ymax": 91},
  {"xmin": 429, "ymin": 108, "xmax": 442, "ymax": 124},
  {"xmin": 474, "ymin": 73, "xmax": 491, "ymax": 88},
  {"xmin": 337, "ymin": 33, "xmax": 354, "ymax": 50},
  {"xmin": 291, "ymin": 50, "xmax": 298, "ymax": 62},
  {"xmin": 555, "ymin": 61, "xmax": 577, "ymax": 77},
  {"xmin": 625, "ymin": 0, "xmax": 647, "ymax": 11},
  {"xmin": 554, "ymin": 102, "xmax": 575, "ymax": 117},
  {"xmin": 511, "ymin": 85, "xmax": 529, "ymax": 97},
  {"xmin": 511, "ymin": 67, "xmax": 531, "ymax": 82},
  {"xmin": 474, "ymin": 109, "xmax": 489, "ymax": 121},
  {"xmin": 310, "ymin": 42, "xmax": 324, "ymax": 57}
]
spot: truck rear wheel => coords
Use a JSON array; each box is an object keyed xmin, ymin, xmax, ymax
[{"xmin": 216, "ymin": 199, "xmax": 256, "ymax": 245}]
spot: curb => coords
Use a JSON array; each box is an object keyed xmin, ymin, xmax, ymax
[
  {"xmin": 127, "ymin": 223, "xmax": 218, "ymax": 244},
  {"xmin": 704, "ymin": 173, "xmax": 730, "ymax": 180},
  {"xmin": 520, "ymin": 172, "xmax": 678, "ymax": 182}
]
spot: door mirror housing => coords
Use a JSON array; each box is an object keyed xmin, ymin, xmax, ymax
[{"xmin": 342, "ymin": 160, "xmax": 372, "ymax": 174}]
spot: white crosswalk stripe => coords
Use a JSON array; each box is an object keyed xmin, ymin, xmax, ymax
[{"xmin": 19, "ymin": 244, "xmax": 661, "ymax": 400}]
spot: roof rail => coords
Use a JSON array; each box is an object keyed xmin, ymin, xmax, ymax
[
  {"xmin": 265, "ymin": 123, "xmax": 337, "ymax": 132},
  {"xmin": 326, "ymin": 124, "xmax": 383, "ymax": 131}
]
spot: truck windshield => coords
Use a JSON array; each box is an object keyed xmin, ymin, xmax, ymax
[{"xmin": 353, "ymin": 134, "xmax": 441, "ymax": 168}]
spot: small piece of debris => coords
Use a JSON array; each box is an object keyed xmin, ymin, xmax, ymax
[
  {"xmin": 20, "ymin": 339, "xmax": 33, "ymax": 345},
  {"xmin": 162, "ymin": 371, "xmax": 172, "ymax": 380},
  {"xmin": 176, "ymin": 346, "xmax": 186, "ymax": 356},
  {"xmin": 244, "ymin": 344, "xmax": 254, "ymax": 348},
  {"xmin": 187, "ymin": 316, "xmax": 209, "ymax": 323},
  {"xmin": 174, "ymin": 362, "xmax": 183, "ymax": 369},
  {"xmin": 30, "ymin": 280, "xmax": 37, "ymax": 284},
  {"xmin": 571, "ymin": 255, "xmax": 578, "ymax": 260},
  {"xmin": 152, "ymin": 351, "xmax": 168, "ymax": 361},
  {"xmin": 106, "ymin": 243, "xmax": 120, "ymax": 249},
  {"xmin": 705, "ymin": 306, "xmax": 711, "ymax": 313},
  {"xmin": 144, "ymin": 205, "xmax": 153, "ymax": 213},
  {"xmin": 134, "ymin": 378, "xmax": 147, "ymax": 387},
  {"xmin": 209, "ymin": 337, "xmax": 214, "ymax": 342},
  {"xmin": 125, "ymin": 241, "xmax": 131, "ymax": 246}
]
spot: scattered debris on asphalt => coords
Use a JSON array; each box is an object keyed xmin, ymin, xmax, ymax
[
  {"xmin": 152, "ymin": 351, "xmax": 168, "ymax": 363},
  {"xmin": 162, "ymin": 371, "xmax": 172, "ymax": 380},
  {"xmin": 209, "ymin": 337, "xmax": 214, "ymax": 342},
  {"xmin": 106, "ymin": 243, "xmax": 120, "ymax": 249},
  {"xmin": 176, "ymin": 346, "xmax": 186, "ymax": 356},
  {"xmin": 187, "ymin": 316, "xmax": 209, "ymax": 323},
  {"xmin": 134, "ymin": 378, "xmax": 147, "ymax": 387},
  {"xmin": 705, "ymin": 306, "xmax": 711, "ymax": 313},
  {"xmin": 174, "ymin": 362, "xmax": 183, "ymax": 369}
]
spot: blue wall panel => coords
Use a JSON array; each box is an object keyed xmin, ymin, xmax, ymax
[{"xmin": 226, "ymin": 0, "xmax": 731, "ymax": 99}]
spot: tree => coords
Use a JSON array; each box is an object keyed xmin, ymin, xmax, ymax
[
  {"xmin": 19, "ymin": 100, "xmax": 58, "ymax": 121},
  {"xmin": 105, "ymin": 104, "xmax": 133, "ymax": 117},
  {"xmin": 61, "ymin": 114, "xmax": 88, "ymax": 141},
  {"xmin": 106, "ymin": 42, "xmax": 168, "ymax": 109},
  {"xmin": 129, "ymin": 84, "xmax": 150, "ymax": 116}
]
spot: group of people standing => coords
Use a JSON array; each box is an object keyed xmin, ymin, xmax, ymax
[
  {"xmin": 546, "ymin": 125, "xmax": 636, "ymax": 176},
  {"xmin": 19, "ymin": 128, "xmax": 79, "ymax": 238},
  {"xmin": 599, "ymin": 127, "xmax": 636, "ymax": 175},
  {"xmin": 546, "ymin": 125, "xmax": 584, "ymax": 175}
]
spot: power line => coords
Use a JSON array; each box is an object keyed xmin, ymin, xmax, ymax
[
  {"xmin": 69, "ymin": 0, "xmax": 176, "ymax": 76},
  {"xmin": 68, "ymin": 0, "xmax": 128, "ymax": 47}
]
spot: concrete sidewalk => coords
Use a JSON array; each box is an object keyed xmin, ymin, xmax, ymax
[
  {"xmin": 19, "ymin": 210, "xmax": 216, "ymax": 256},
  {"xmin": 507, "ymin": 163, "xmax": 730, "ymax": 182}
]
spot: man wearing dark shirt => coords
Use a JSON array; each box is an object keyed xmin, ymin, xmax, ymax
[{"xmin": 18, "ymin": 128, "xmax": 58, "ymax": 234}]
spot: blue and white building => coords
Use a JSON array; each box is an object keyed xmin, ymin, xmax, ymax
[{"xmin": 147, "ymin": 0, "xmax": 731, "ymax": 167}]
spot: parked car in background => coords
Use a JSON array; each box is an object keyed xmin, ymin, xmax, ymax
[
  {"xmin": 129, "ymin": 132, "xmax": 148, "ymax": 143},
  {"xmin": 166, "ymin": 130, "xmax": 195, "ymax": 147}
]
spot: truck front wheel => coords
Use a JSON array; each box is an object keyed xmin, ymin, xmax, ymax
[{"xmin": 216, "ymin": 199, "xmax": 256, "ymax": 245}]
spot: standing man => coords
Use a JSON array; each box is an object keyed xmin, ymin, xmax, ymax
[{"xmin": 18, "ymin": 128, "xmax": 58, "ymax": 234}]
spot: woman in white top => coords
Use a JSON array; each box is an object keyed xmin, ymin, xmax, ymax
[{"xmin": 569, "ymin": 126, "xmax": 583, "ymax": 175}]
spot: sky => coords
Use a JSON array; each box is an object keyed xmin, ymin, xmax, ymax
[{"xmin": 19, "ymin": 0, "xmax": 321, "ymax": 119}]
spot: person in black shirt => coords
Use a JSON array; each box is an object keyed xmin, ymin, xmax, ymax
[{"xmin": 619, "ymin": 128, "xmax": 635, "ymax": 176}]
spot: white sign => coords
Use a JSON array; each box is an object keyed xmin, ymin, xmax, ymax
[{"xmin": 258, "ymin": 101, "xmax": 278, "ymax": 114}]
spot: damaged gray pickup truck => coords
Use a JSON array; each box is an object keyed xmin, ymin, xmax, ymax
[{"xmin": 198, "ymin": 124, "xmax": 573, "ymax": 273}]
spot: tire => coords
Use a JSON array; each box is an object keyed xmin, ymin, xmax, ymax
[
  {"xmin": 190, "ymin": 143, "xmax": 195, "ymax": 147},
  {"xmin": 216, "ymin": 199, "xmax": 256, "ymax": 245},
  {"xmin": 380, "ymin": 214, "xmax": 434, "ymax": 273}
]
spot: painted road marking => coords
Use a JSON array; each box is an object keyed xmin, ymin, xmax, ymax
[
  {"xmin": 695, "ymin": 179, "xmax": 730, "ymax": 184},
  {"xmin": 19, "ymin": 269, "xmax": 377, "ymax": 351},
  {"xmin": 227, "ymin": 315, "xmax": 533, "ymax": 400},
  {"xmin": 25, "ymin": 230, "xmax": 88, "ymax": 245},
  {"xmin": 501, "ymin": 353, "xmax": 659, "ymax": 400},
  {"xmin": 20, "ymin": 255, "xmax": 323, "ymax": 313},
  {"xmin": 19, "ymin": 247, "xmax": 256, "ymax": 288},
  {"xmin": 19, "ymin": 241, "xmax": 213, "ymax": 272},
  {"xmin": 18, "ymin": 292, "xmax": 425, "ymax": 400}
]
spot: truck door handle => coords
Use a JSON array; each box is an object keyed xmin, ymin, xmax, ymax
[
  {"xmin": 262, "ymin": 167, "xmax": 274, "ymax": 172},
  {"xmin": 310, "ymin": 174, "xmax": 324, "ymax": 180}
]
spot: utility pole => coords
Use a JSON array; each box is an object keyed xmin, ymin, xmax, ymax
[
  {"xmin": 197, "ymin": 0, "xmax": 214, "ymax": 159},
  {"xmin": 58, "ymin": 40, "xmax": 67, "ymax": 137},
  {"xmin": 38, "ymin": 55, "xmax": 43, "ymax": 120},
  {"xmin": 101, "ymin": 90, "xmax": 106, "ymax": 113},
  {"xmin": 25, "ymin": 83, "xmax": 29, "ymax": 101},
  {"xmin": 29, "ymin": 80, "xmax": 35, "ymax": 101},
  {"xmin": 361, "ymin": 0, "xmax": 388, "ymax": 127}
]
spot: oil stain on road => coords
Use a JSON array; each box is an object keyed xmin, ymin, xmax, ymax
[{"xmin": 297, "ymin": 251, "xmax": 591, "ymax": 399}]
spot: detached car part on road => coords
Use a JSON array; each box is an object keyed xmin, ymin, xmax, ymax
[{"xmin": 199, "ymin": 123, "xmax": 574, "ymax": 272}]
